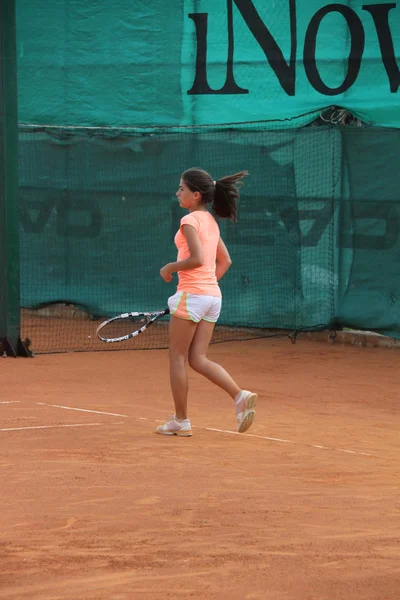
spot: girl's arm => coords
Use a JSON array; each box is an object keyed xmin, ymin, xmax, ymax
[
  {"xmin": 160, "ymin": 225, "xmax": 204, "ymax": 281},
  {"xmin": 215, "ymin": 237, "xmax": 232, "ymax": 281}
]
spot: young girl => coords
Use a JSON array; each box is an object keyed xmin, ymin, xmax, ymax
[{"xmin": 157, "ymin": 167, "xmax": 257, "ymax": 437}]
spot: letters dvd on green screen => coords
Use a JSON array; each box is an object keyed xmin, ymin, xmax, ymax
[
  {"xmin": 18, "ymin": 126, "xmax": 400, "ymax": 341},
  {"xmin": 16, "ymin": 0, "xmax": 400, "ymax": 128}
]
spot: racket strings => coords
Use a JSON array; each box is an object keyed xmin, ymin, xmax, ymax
[
  {"xmin": 99, "ymin": 314, "xmax": 149, "ymax": 340},
  {"xmin": 96, "ymin": 309, "xmax": 169, "ymax": 343}
]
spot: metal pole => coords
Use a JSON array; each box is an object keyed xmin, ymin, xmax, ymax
[{"xmin": 0, "ymin": 0, "xmax": 29, "ymax": 356}]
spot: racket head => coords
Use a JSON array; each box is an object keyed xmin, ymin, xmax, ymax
[{"xmin": 96, "ymin": 309, "xmax": 169, "ymax": 343}]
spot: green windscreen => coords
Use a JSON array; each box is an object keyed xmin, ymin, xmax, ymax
[{"xmin": 18, "ymin": 123, "xmax": 400, "ymax": 353}]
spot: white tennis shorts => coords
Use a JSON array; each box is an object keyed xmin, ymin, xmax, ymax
[{"xmin": 168, "ymin": 291, "xmax": 222, "ymax": 323}]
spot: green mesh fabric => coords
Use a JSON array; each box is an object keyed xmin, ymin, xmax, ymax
[{"xmin": 18, "ymin": 124, "xmax": 400, "ymax": 353}]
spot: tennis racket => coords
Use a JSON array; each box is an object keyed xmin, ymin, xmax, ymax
[{"xmin": 96, "ymin": 308, "xmax": 170, "ymax": 343}]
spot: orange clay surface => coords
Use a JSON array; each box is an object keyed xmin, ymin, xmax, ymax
[{"xmin": 1, "ymin": 338, "xmax": 400, "ymax": 600}]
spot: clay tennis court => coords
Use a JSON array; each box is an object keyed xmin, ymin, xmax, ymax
[{"xmin": 1, "ymin": 337, "xmax": 400, "ymax": 599}]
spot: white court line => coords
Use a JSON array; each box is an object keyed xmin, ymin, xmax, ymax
[
  {"xmin": 0, "ymin": 401, "xmax": 20, "ymax": 404},
  {"xmin": 0, "ymin": 422, "xmax": 125, "ymax": 432},
  {"xmin": 139, "ymin": 419, "xmax": 372, "ymax": 456},
  {"xmin": 205, "ymin": 427, "xmax": 293, "ymax": 444},
  {"xmin": 36, "ymin": 403, "xmax": 373, "ymax": 457},
  {"xmin": 36, "ymin": 402, "xmax": 128, "ymax": 418},
  {"xmin": 340, "ymin": 449, "xmax": 375, "ymax": 456},
  {"xmin": 204, "ymin": 427, "xmax": 372, "ymax": 456}
]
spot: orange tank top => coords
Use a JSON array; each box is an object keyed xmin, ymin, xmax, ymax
[{"xmin": 174, "ymin": 211, "xmax": 221, "ymax": 297}]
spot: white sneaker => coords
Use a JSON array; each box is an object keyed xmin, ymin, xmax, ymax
[
  {"xmin": 235, "ymin": 391, "xmax": 257, "ymax": 433},
  {"xmin": 156, "ymin": 415, "xmax": 192, "ymax": 437}
]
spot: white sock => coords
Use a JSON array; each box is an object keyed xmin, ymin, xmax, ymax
[{"xmin": 234, "ymin": 390, "xmax": 249, "ymax": 405}]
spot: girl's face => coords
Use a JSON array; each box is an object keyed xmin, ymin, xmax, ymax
[{"xmin": 176, "ymin": 179, "xmax": 201, "ymax": 210}]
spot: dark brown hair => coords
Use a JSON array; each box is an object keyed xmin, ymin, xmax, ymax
[{"xmin": 181, "ymin": 167, "xmax": 248, "ymax": 222}]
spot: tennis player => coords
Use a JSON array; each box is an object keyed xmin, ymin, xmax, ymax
[{"xmin": 157, "ymin": 167, "xmax": 257, "ymax": 437}]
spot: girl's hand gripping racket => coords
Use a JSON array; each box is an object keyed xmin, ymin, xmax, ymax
[{"xmin": 96, "ymin": 308, "xmax": 170, "ymax": 343}]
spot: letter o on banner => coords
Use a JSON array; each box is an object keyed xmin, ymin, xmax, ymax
[{"xmin": 304, "ymin": 4, "xmax": 365, "ymax": 96}]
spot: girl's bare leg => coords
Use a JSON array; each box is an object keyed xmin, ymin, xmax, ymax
[
  {"xmin": 168, "ymin": 315, "xmax": 197, "ymax": 420},
  {"xmin": 188, "ymin": 320, "xmax": 241, "ymax": 398}
]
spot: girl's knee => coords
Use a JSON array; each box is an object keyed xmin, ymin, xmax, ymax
[
  {"xmin": 188, "ymin": 353, "xmax": 207, "ymax": 372},
  {"xmin": 169, "ymin": 349, "xmax": 187, "ymax": 364}
]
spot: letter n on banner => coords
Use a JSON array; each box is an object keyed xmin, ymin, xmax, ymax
[{"xmin": 188, "ymin": 0, "xmax": 297, "ymax": 95}]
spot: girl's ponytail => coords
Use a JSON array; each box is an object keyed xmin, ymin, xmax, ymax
[{"xmin": 212, "ymin": 171, "xmax": 248, "ymax": 222}]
